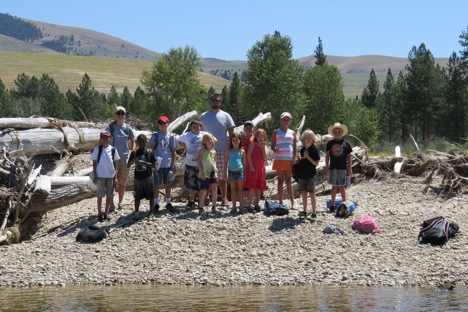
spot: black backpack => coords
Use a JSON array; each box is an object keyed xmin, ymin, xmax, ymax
[
  {"xmin": 76, "ymin": 225, "xmax": 108, "ymax": 243},
  {"xmin": 418, "ymin": 216, "xmax": 459, "ymax": 245}
]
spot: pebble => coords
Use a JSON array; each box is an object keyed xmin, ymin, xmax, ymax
[{"xmin": 0, "ymin": 178, "xmax": 467, "ymax": 288}]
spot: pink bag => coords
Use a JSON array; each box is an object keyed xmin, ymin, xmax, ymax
[{"xmin": 352, "ymin": 214, "xmax": 380, "ymax": 234}]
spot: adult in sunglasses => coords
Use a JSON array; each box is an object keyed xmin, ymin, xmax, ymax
[
  {"xmin": 105, "ymin": 106, "xmax": 135, "ymax": 211},
  {"xmin": 200, "ymin": 93, "xmax": 235, "ymax": 206}
]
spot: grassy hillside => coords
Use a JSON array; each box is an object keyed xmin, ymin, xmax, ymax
[{"xmin": 0, "ymin": 51, "xmax": 230, "ymax": 94}]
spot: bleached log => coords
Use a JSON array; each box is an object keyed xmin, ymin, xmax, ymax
[
  {"xmin": 0, "ymin": 117, "xmax": 106, "ymax": 129},
  {"xmin": 169, "ymin": 111, "xmax": 198, "ymax": 133},
  {"xmin": 50, "ymin": 176, "xmax": 97, "ymax": 190},
  {"xmin": 33, "ymin": 175, "xmax": 51, "ymax": 195},
  {"xmin": 29, "ymin": 184, "xmax": 96, "ymax": 213},
  {"xmin": 234, "ymin": 112, "xmax": 272, "ymax": 133},
  {"xmin": 50, "ymin": 159, "xmax": 69, "ymax": 177}
]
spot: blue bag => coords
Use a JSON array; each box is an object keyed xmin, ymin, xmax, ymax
[
  {"xmin": 264, "ymin": 200, "xmax": 289, "ymax": 216},
  {"xmin": 335, "ymin": 200, "xmax": 357, "ymax": 218}
]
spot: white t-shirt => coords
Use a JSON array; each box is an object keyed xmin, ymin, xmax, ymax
[
  {"xmin": 177, "ymin": 131, "xmax": 206, "ymax": 167},
  {"xmin": 91, "ymin": 145, "xmax": 121, "ymax": 178}
]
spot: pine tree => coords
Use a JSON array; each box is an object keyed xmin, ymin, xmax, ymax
[{"xmin": 314, "ymin": 37, "xmax": 328, "ymax": 66}]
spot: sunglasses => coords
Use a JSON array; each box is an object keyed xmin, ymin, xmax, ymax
[
  {"xmin": 100, "ymin": 136, "xmax": 110, "ymax": 139},
  {"xmin": 158, "ymin": 121, "xmax": 168, "ymax": 125},
  {"xmin": 116, "ymin": 111, "xmax": 125, "ymax": 115},
  {"xmin": 210, "ymin": 99, "xmax": 221, "ymax": 103}
]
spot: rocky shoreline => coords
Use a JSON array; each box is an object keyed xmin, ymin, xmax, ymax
[{"xmin": 0, "ymin": 177, "xmax": 466, "ymax": 288}]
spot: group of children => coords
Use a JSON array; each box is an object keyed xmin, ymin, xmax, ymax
[{"xmin": 92, "ymin": 111, "xmax": 353, "ymax": 222}]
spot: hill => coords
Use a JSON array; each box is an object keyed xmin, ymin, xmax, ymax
[{"xmin": 0, "ymin": 14, "xmax": 449, "ymax": 98}]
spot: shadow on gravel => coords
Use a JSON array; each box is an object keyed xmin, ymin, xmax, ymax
[{"xmin": 268, "ymin": 216, "xmax": 301, "ymax": 232}]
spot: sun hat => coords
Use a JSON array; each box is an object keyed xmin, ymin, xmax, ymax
[
  {"xmin": 158, "ymin": 116, "xmax": 170, "ymax": 123},
  {"xmin": 280, "ymin": 112, "xmax": 292, "ymax": 120},
  {"xmin": 115, "ymin": 106, "xmax": 126, "ymax": 113},
  {"xmin": 327, "ymin": 123, "xmax": 348, "ymax": 136},
  {"xmin": 100, "ymin": 130, "xmax": 111, "ymax": 137}
]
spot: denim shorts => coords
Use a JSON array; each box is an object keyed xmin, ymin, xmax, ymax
[
  {"xmin": 154, "ymin": 167, "xmax": 171, "ymax": 186},
  {"xmin": 228, "ymin": 169, "xmax": 244, "ymax": 182}
]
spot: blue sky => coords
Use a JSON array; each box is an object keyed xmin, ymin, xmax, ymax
[{"xmin": 2, "ymin": 0, "xmax": 467, "ymax": 60}]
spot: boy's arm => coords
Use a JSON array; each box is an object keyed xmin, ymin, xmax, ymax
[
  {"xmin": 347, "ymin": 153, "xmax": 353, "ymax": 177},
  {"xmin": 92, "ymin": 160, "xmax": 98, "ymax": 183}
]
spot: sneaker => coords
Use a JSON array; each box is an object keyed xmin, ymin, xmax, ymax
[
  {"xmin": 204, "ymin": 198, "xmax": 210, "ymax": 207},
  {"xmin": 247, "ymin": 206, "xmax": 254, "ymax": 213},
  {"xmin": 254, "ymin": 205, "xmax": 261, "ymax": 213},
  {"xmin": 299, "ymin": 211, "xmax": 307, "ymax": 220},
  {"xmin": 230, "ymin": 206, "xmax": 237, "ymax": 214},
  {"xmin": 221, "ymin": 199, "xmax": 230, "ymax": 206},
  {"xmin": 147, "ymin": 213, "xmax": 156, "ymax": 220},
  {"xmin": 108, "ymin": 204, "xmax": 115, "ymax": 213},
  {"xmin": 166, "ymin": 203, "xmax": 179, "ymax": 213},
  {"xmin": 132, "ymin": 212, "xmax": 140, "ymax": 221},
  {"xmin": 187, "ymin": 201, "xmax": 196, "ymax": 210},
  {"xmin": 98, "ymin": 215, "xmax": 104, "ymax": 222},
  {"xmin": 310, "ymin": 213, "xmax": 317, "ymax": 220},
  {"xmin": 104, "ymin": 213, "xmax": 111, "ymax": 221},
  {"xmin": 154, "ymin": 204, "xmax": 160, "ymax": 213},
  {"xmin": 239, "ymin": 207, "xmax": 247, "ymax": 215},
  {"xmin": 211, "ymin": 206, "xmax": 218, "ymax": 214},
  {"xmin": 329, "ymin": 205, "xmax": 336, "ymax": 213},
  {"xmin": 198, "ymin": 208, "xmax": 204, "ymax": 215}
]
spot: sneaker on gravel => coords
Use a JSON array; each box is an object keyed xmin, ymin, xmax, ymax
[
  {"xmin": 221, "ymin": 199, "xmax": 230, "ymax": 206},
  {"xmin": 211, "ymin": 206, "xmax": 218, "ymax": 214},
  {"xmin": 154, "ymin": 204, "xmax": 160, "ymax": 213},
  {"xmin": 329, "ymin": 205, "xmax": 336, "ymax": 213},
  {"xmin": 309, "ymin": 213, "xmax": 317, "ymax": 221},
  {"xmin": 98, "ymin": 215, "xmax": 104, "ymax": 222},
  {"xmin": 230, "ymin": 206, "xmax": 237, "ymax": 214},
  {"xmin": 299, "ymin": 211, "xmax": 307, "ymax": 220},
  {"xmin": 108, "ymin": 204, "xmax": 115, "ymax": 213},
  {"xmin": 247, "ymin": 206, "xmax": 254, "ymax": 213},
  {"xmin": 186, "ymin": 201, "xmax": 196, "ymax": 210},
  {"xmin": 132, "ymin": 212, "xmax": 140, "ymax": 221},
  {"xmin": 147, "ymin": 213, "xmax": 156, "ymax": 220},
  {"xmin": 254, "ymin": 205, "xmax": 261, "ymax": 213}
]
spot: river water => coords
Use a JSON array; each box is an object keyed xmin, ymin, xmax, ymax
[{"xmin": 0, "ymin": 285, "xmax": 467, "ymax": 311}]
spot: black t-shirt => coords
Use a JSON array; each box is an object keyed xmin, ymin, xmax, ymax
[
  {"xmin": 296, "ymin": 145, "xmax": 320, "ymax": 179},
  {"xmin": 326, "ymin": 139, "xmax": 352, "ymax": 170},
  {"xmin": 128, "ymin": 147, "xmax": 156, "ymax": 180}
]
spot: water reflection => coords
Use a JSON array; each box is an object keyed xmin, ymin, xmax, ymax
[{"xmin": 0, "ymin": 285, "xmax": 466, "ymax": 311}]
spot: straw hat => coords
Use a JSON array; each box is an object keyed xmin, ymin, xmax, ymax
[{"xmin": 327, "ymin": 123, "xmax": 348, "ymax": 136}]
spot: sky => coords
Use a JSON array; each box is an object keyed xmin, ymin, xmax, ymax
[{"xmin": 2, "ymin": 0, "xmax": 468, "ymax": 60}]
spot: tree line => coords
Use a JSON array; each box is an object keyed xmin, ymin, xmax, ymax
[{"xmin": 0, "ymin": 28, "xmax": 467, "ymax": 153}]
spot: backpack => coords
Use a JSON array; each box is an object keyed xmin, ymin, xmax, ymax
[
  {"xmin": 418, "ymin": 216, "xmax": 459, "ymax": 245},
  {"xmin": 335, "ymin": 201, "xmax": 357, "ymax": 218},
  {"xmin": 264, "ymin": 200, "xmax": 289, "ymax": 216},
  {"xmin": 151, "ymin": 131, "xmax": 176, "ymax": 151},
  {"xmin": 76, "ymin": 225, "xmax": 108, "ymax": 243},
  {"xmin": 352, "ymin": 214, "xmax": 380, "ymax": 234},
  {"xmin": 97, "ymin": 145, "xmax": 116, "ymax": 164}
]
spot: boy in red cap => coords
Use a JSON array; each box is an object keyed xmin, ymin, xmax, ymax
[
  {"xmin": 91, "ymin": 130, "xmax": 120, "ymax": 222},
  {"xmin": 149, "ymin": 116, "xmax": 179, "ymax": 213}
]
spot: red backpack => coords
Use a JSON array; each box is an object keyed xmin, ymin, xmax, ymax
[{"xmin": 352, "ymin": 214, "xmax": 380, "ymax": 234}]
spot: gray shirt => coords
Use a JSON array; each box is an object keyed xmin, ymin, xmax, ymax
[
  {"xmin": 200, "ymin": 110, "xmax": 235, "ymax": 151},
  {"xmin": 106, "ymin": 123, "xmax": 135, "ymax": 160}
]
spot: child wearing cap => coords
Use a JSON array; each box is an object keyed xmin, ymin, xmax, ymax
[
  {"xmin": 91, "ymin": 130, "xmax": 121, "ymax": 222},
  {"xmin": 149, "ymin": 116, "xmax": 179, "ymax": 213},
  {"xmin": 325, "ymin": 122, "xmax": 353, "ymax": 212},
  {"xmin": 271, "ymin": 112, "xmax": 297, "ymax": 210}
]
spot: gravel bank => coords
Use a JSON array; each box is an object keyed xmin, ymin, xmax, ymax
[{"xmin": 0, "ymin": 177, "xmax": 466, "ymax": 288}]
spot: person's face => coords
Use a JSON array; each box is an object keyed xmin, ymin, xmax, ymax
[
  {"xmin": 137, "ymin": 139, "xmax": 147, "ymax": 148},
  {"xmin": 210, "ymin": 96, "xmax": 222, "ymax": 110},
  {"xmin": 100, "ymin": 136, "xmax": 110, "ymax": 146},
  {"xmin": 304, "ymin": 136, "xmax": 314, "ymax": 146},
  {"xmin": 205, "ymin": 137, "xmax": 214, "ymax": 147},
  {"xmin": 116, "ymin": 110, "xmax": 125, "ymax": 119},
  {"xmin": 231, "ymin": 136, "xmax": 240, "ymax": 146},
  {"xmin": 281, "ymin": 117, "xmax": 291, "ymax": 126},
  {"xmin": 332, "ymin": 128, "xmax": 343, "ymax": 139},
  {"xmin": 158, "ymin": 120, "xmax": 168, "ymax": 130},
  {"xmin": 244, "ymin": 125, "xmax": 253, "ymax": 136},
  {"xmin": 257, "ymin": 134, "xmax": 265, "ymax": 144},
  {"xmin": 191, "ymin": 123, "xmax": 202, "ymax": 134}
]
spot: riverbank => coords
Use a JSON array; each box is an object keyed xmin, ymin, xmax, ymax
[{"xmin": 0, "ymin": 176, "xmax": 466, "ymax": 288}]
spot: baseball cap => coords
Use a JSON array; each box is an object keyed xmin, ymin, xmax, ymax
[
  {"xmin": 100, "ymin": 130, "xmax": 111, "ymax": 137},
  {"xmin": 115, "ymin": 106, "xmax": 126, "ymax": 113},
  {"xmin": 244, "ymin": 120, "xmax": 254, "ymax": 126},
  {"xmin": 158, "ymin": 116, "xmax": 170, "ymax": 123},
  {"xmin": 280, "ymin": 112, "xmax": 292, "ymax": 120}
]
